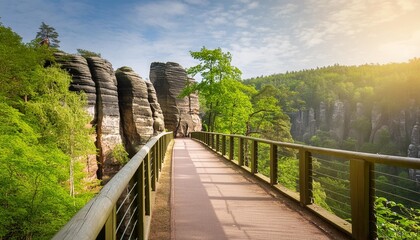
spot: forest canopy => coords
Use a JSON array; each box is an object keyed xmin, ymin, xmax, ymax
[{"xmin": 0, "ymin": 22, "xmax": 96, "ymax": 239}]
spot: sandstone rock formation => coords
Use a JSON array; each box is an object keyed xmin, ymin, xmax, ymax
[
  {"xmin": 56, "ymin": 53, "xmax": 169, "ymax": 182},
  {"xmin": 116, "ymin": 66, "xmax": 164, "ymax": 156},
  {"xmin": 86, "ymin": 57, "xmax": 123, "ymax": 180},
  {"xmin": 55, "ymin": 52, "xmax": 96, "ymax": 118},
  {"xmin": 145, "ymin": 81, "xmax": 165, "ymax": 133},
  {"xmin": 55, "ymin": 52, "xmax": 98, "ymax": 180},
  {"xmin": 150, "ymin": 62, "xmax": 202, "ymax": 137}
]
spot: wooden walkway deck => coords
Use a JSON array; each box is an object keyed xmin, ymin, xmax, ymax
[{"xmin": 171, "ymin": 138, "xmax": 336, "ymax": 240}]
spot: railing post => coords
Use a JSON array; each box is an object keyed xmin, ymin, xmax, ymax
[
  {"xmin": 136, "ymin": 162, "xmax": 145, "ymax": 239},
  {"xmin": 151, "ymin": 146, "xmax": 156, "ymax": 191},
  {"xmin": 222, "ymin": 135, "xmax": 226, "ymax": 156},
  {"xmin": 350, "ymin": 159, "xmax": 373, "ymax": 240},
  {"xmin": 238, "ymin": 137, "xmax": 244, "ymax": 166},
  {"xmin": 229, "ymin": 136, "xmax": 234, "ymax": 161},
  {"xmin": 270, "ymin": 144, "xmax": 278, "ymax": 185},
  {"xmin": 216, "ymin": 134, "xmax": 220, "ymax": 152},
  {"xmin": 157, "ymin": 138, "xmax": 161, "ymax": 173},
  {"xmin": 299, "ymin": 149, "xmax": 312, "ymax": 205},
  {"xmin": 251, "ymin": 140, "xmax": 258, "ymax": 174},
  {"xmin": 104, "ymin": 206, "xmax": 116, "ymax": 240},
  {"xmin": 145, "ymin": 152, "xmax": 151, "ymax": 215},
  {"xmin": 153, "ymin": 145, "xmax": 159, "ymax": 183}
]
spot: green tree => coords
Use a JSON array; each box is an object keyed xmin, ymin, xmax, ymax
[
  {"xmin": 35, "ymin": 22, "xmax": 60, "ymax": 48},
  {"xmin": 182, "ymin": 47, "xmax": 250, "ymax": 133},
  {"xmin": 77, "ymin": 48, "xmax": 101, "ymax": 58},
  {"xmin": 0, "ymin": 22, "xmax": 96, "ymax": 239}
]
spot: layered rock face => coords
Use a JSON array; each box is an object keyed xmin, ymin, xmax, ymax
[
  {"xmin": 150, "ymin": 62, "xmax": 202, "ymax": 137},
  {"xmin": 86, "ymin": 57, "xmax": 123, "ymax": 179},
  {"xmin": 55, "ymin": 52, "xmax": 98, "ymax": 180},
  {"xmin": 116, "ymin": 66, "xmax": 164, "ymax": 156},
  {"xmin": 290, "ymin": 99, "xmax": 417, "ymax": 155},
  {"xmin": 55, "ymin": 53, "xmax": 165, "ymax": 181}
]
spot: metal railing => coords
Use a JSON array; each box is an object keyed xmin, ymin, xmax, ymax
[
  {"xmin": 191, "ymin": 131, "xmax": 420, "ymax": 240},
  {"xmin": 53, "ymin": 132, "xmax": 173, "ymax": 240}
]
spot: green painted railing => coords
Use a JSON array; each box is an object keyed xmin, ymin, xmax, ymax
[
  {"xmin": 53, "ymin": 132, "xmax": 173, "ymax": 240},
  {"xmin": 191, "ymin": 131, "xmax": 420, "ymax": 240}
]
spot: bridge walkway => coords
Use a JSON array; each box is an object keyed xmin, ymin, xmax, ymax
[{"xmin": 171, "ymin": 138, "xmax": 335, "ymax": 240}]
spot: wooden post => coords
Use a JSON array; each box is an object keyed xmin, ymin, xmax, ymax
[
  {"xmin": 238, "ymin": 138, "xmax": 244, "ymax": 166},
  {"xmin": 216, "ymin": 134, "xmax": 220, "ymax": 152},
  {"xmin": 145, "ymin": 153, "xmax": 151, "ymax": 215},
  {"xmin": 299, "ymin": 149, "xmax": 312, "ymax": 206},
  {"xmin": 251, "ymin": 140, "xmax": 258, "ymax": 174},
  {"xmin": 229, "ymin": 136, "xmax": 234, "ymax": 161},
  {"xmin": 270, "ymin": 144, "xmax": 278, "ymax": 185},
  {"xmin": 104, "ymin": 206, "xmax": 116, "ymax": 240},
  {"xmin": 136, "ymin": 163, "xmax": 145, "ymax": 239},
  {"xmin": 222, "ymin": 135, "xmax": 226, "ymax": 156},
  {"xmin": 153, "ymin": 145, "xmax": 159, "ymax": 183},
  {"xmin": 350, "ymin": 159, "xmax": 372, "ymax": 240},
  {"xmin": 151, "ymin": 147, "xmax": 156, "ymax": 191}
]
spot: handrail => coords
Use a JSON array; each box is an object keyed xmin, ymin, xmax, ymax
[
  {"xmin": 201, "ymin": 133, "xmax": 420, "ymax": 168},
  {"xmin": 53, "ymin": 132, "xmax": 173, "ymax": 240},
  {"xmin": 191, "ymin": 131, "xmax": 420, "ymax": 240}
]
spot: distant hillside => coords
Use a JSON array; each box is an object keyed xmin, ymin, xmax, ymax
[{"xmin": 244, "ymin": 59, "xmax": 420, "ymax": 156}]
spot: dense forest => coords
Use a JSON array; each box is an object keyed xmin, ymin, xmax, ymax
[
  {"xmin": 244, "ymin": 60, "xmax": 420, "ymax": 156},
  {"xmin": 0, "ymin": 23, "xmax": 97, "ymax": 239}
]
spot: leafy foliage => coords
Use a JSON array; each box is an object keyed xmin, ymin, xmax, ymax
[
  {"xmin": 77, "ymin": 48, "xmax": 101, "ymax": 58},
  {"xmin": 183, "ymin": 47, "xmax": 292, "ymax": 142},
  {"xmin": 375, "ymin": 197, "xmax": 420, "ymax": 239},
  {"xmin": 0, "ymin": 22, "xmax": 95, "ymax": 239}
]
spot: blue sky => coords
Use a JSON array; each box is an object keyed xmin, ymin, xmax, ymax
[{"xmin": 1, "ymin": 0, "xmax": 420, "ymax": 80}]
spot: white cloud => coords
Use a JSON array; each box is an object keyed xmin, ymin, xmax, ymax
[
  {"xmin": 133, "ymin": 1, "xmax": 188, "ymax": 29},
  {"xmin": 234, "ymin": 18, "xmax": 248, "ymax": 28}
]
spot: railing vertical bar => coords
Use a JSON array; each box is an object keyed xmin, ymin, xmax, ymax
[
  {"xmin": 270, "ymin": 144, "xmax": 278, "ymax": 185},
  {"xmin": 151, "ymin": 147, "xmax": 156, "ymax": 191},
  {"xmin": 216, "ymin": 134, "xmax": 220, "ymax": 152},
  {"xmin": 251, "ymin": 140, "xmax": 258, "ymax": 174},
  {"xmin": 350, "ymin": 159, "xmax": 372, "ymax": 240},
  {"xmin": 158, "ymin": 138, "xmax": 162, "ymax": 172},
  {"xmin": 229, "ymin": 136, "xmax": 234, "ymax": 161},
  {"xmin": 369, "ymin": 164, "xmax": 377, "ymax": 239},
  {"xmin": 238, "ymin": 137, "xmax": 244, "ymax": 166},
  {"xmin": 136, "ymin": 162, "xmax": 145, "ymax": 240},
  {"xmin": 103, "ymin": 206, "xmax": 116, "ymax": 240},
  {"xmin": 153, "ymin": 145, "xmax": 159, "ymax": 183},
  {"xmin": 212, "ymin": 133, "xmax": 214, "ymax": 149},
  {"xmin": 299, "ymin": 149, "xmax": 312, "ymax": 205},
  {"xmin": 145, "ymin": 152, "xmax": 151, "ymax": 215},
  {"xmin": 222, "ymin": 135, "xmax": 226, "ymax": 156}
]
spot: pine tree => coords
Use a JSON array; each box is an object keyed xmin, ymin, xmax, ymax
[{"xmin": 35, "ymin": 22, "xmax": 60, "ymax": 48}]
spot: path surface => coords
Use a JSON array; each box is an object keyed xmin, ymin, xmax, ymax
[{"xmin": 171, "ymin": 138, "xmax": 332, "ymax": 240}]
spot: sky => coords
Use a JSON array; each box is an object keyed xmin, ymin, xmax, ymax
[{"xmin": 1, "ymin": 0, "xmax": 420, "ymax": 80}]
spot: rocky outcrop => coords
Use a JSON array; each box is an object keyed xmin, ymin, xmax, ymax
[
  {"xmin": 150, "ymin": 62, "xmax": 202, "ymax": 137},
  {"xmin": 55, "ymin": 52, "xmax": 98, "ymax": 180},
  {"xmin": 116, "ymin": 67, "xmax": 163, "ymax": 156},
  {"xmin": 290, "ymin": 99, "xmax": 417, "ymax": 155},
  {"xmin": 55, "ymin": 53, "xmax": 96, "ymax": 118},
  {"xmin": 86, "ymin": 57, "xmax": 123, "ymax": 180},
  {"xmin": 145, "ymin": 81, "xmax": 165, "ymax": 133}
]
